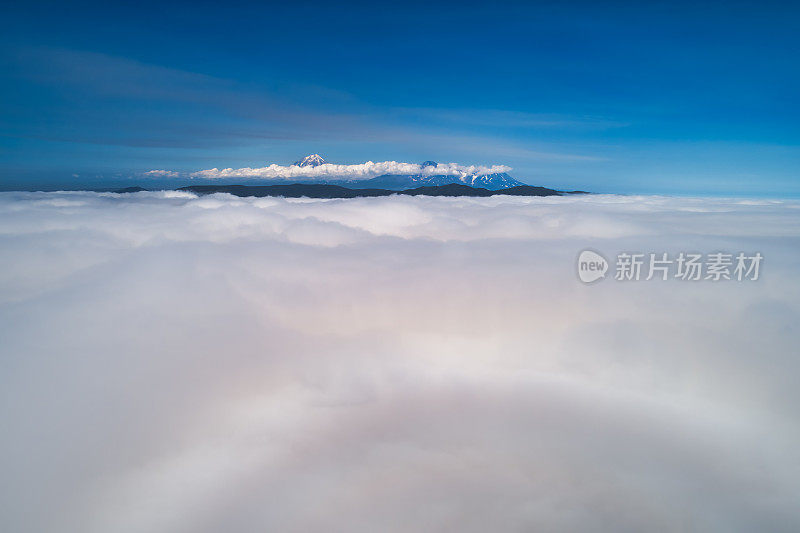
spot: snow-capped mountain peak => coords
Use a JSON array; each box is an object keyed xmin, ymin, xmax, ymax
[
  {"xmin": 351, "ymin": 161, "xmax": 525, "ymax": 190},
  {"xmin": 294, "ymin": 154, "xmax": 327, "ymax": 167}
]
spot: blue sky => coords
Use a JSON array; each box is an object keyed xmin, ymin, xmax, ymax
[{"xmin": 1, "ymin": 0, "xmax": 798, "ymax": 194}]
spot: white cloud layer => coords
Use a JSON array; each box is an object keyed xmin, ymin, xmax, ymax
[
  {"xmin": 186, "ymin": 161, "xmax": 512, "ymax": 180},
  {"xmin": 144, "ymin": 169, "xmax": 180, "ymax": 178},
  {"xmin": 1, "ymin": 191, "xmax": 799, "ymax": 532}
]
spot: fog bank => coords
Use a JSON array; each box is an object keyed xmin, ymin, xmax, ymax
[{"xmin": 1, "ymin": 192, "xmax": 799, "ymax": 532}]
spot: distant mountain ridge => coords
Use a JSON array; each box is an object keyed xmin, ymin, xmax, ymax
[
  {"xmin": 352, "ymin": 171, "xmax": 523, "ymax": 190},
  {"xmin": 176, "ymin": 183, "xmax": 572, "ymax": 199}
]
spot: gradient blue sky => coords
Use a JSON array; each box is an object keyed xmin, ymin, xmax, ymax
[{"xmin": 1, "ymin": 0, "xmax": 798, "ymax": 194}]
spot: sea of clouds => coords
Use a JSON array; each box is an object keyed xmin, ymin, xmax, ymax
[
  {"xmin": 1, "ymin": 191, "xmax": 799, "ymax": 532},
  {"xmin": 145, "ymin": 161, "xmax": 512, "ymax": 180}
]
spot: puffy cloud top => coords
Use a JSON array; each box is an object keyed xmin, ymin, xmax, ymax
[
  {"xmin": 185, "ymin": 161, "xmax": 513, "ymax": 181},
  {"xmin": 144, "ymin": 170, "xmax": 180, "ymax": 178}
]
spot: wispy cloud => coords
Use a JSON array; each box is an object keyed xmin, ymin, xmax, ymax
[
  {"xmin": 396, "ymin": 108, "xmax": 630, "ymax": 130},
  {"xmin": 5, "ymin": 47, "xmax": 606, "ymax": 166},
  {"xmin": 12, "ymin": 47, "xmax": 234, "ymax": 102}
]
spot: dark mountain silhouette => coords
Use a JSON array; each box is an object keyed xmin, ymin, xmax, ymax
[
  {"xmin": 179, "ymin": 184, "xmax": 388, "ymax": 198},
  {"xmin": 178, "ymin": 183, "xmax": 569, "ymax": 199},
  {"xmin": 497, "ymin": 185, "xmax": 571, "ymax": 196},
  {"xmin": 111, "ymin": 186, "xmax": 148, "ymax": 193},
  {"xmin": 399, "ymin": 184, "xmax": 495, "ymax": 196}
]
